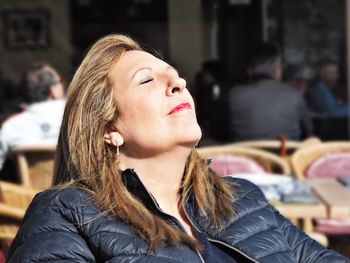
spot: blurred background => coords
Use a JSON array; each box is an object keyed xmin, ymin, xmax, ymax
[
  {"xmin": 0, "ymin": 0, "xmax": 349, "ymax": 143},
  {"xmin": 1, "ymin": 0, "xmax": 350, "ymax": 260}
]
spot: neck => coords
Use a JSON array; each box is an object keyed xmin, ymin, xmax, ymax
[{"xmin": 119, "ymin": 147, "xmax": 191, "ymax": 214}]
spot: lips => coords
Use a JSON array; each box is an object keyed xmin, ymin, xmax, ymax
[{"xmin": 169, "ymin": 102, "xmax": 192, "ymax": 115}]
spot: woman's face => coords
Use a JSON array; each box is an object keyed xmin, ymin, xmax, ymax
[{"xmin": 109, "ymin": 50, "xmax": 202, "ymax": 156}]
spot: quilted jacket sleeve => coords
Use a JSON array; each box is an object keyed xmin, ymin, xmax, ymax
[
  {"xmin": 273, "ymin": 208, "xmax": 350, "ymax": 263},
  {"xmin": 7, "ymin": 189, "xmax": 96, "ymax": 263}
]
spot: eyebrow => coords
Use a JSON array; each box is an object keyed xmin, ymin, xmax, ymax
[{"xmin": 130, "ymin": 66, "xmax": 179, "ymax": 81}]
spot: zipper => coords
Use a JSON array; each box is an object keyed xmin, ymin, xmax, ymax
[
  {"xmin": 129, "ymin": 169, "xmax": 164, "ymax": 212},
  {"xmin": 182, "ymin": 195, "xmax": 260, "ymax": 263},
  {"xmin": 207, "ymin": 238, "xmax": 259, "ymax": 263},
  {"xmin": 148, "ymin": 192, "xmax": 205, "ymax": 262},
  {"xmin": 195, "ymin": 249, "xmax": 206, "ymax": 263}
]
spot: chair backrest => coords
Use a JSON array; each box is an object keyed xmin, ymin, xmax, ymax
[
  {"xmin": 231, "ymin": 138, "xmax": 322, "ymax": 156},
  {"xmin": 230, "ymin": 140, "xmax": 302, "ymax": 157},
  {"xmin": 0, "ymin": 181, "xmax": 38, "ymax": 239},
  {"xmin": 291, "ymin": 142, "xmax": 350, "ymax": 180},
  {"xmin": 0, "ymin": 181, "xmax": 38, "ymax": 217},
  {"xmin": 10, "ymin": 145, "xmax": 56, "ymax": 190},
  {"xmin": 197, "ymin": 145, "xmax": 291, "ymax": 175}
]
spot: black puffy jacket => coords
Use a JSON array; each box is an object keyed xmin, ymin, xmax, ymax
[{"xmin": 8, "ymin": 169, "xmax": 350, "ymax": 262}]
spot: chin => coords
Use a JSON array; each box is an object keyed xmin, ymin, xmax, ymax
[{"xmin": 182, "ymin": 124, "xmax": 202, "ymax": 146}]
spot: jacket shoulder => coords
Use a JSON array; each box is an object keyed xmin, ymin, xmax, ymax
[
  {"xmin": 24, "ymin": 187, "xmax": 94, "ymax": 221},
  {"xmin": 30, "ymin": 187, "xmax": 93, "ymax": 209},
  {"xmin": 8, "ymin": 187, "xmax": 97, "ymax": 262}
]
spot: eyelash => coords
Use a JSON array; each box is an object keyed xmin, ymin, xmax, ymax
[{"xmin": 140, "ymin": 78, "xmax": 153, "ymax": 85}]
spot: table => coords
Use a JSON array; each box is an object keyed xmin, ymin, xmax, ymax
[
  {"xmin": 274, "ymin": 201, "xmax": 327, "ymax": 219},
  {"xmin": 311, "ymin": 178, "xmax": 350, "ymax": 219},
  {"xmin": 272, "ymin": 178, "xmax": 350, "ymax": 232}
]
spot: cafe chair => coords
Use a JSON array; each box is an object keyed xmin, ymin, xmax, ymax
[
  {"xmin": 0, "ymin": 181, "xmax": 38, "ymax": 257},
  {"xmin": 291, "ymin": 141, "xmax": 350, "ymax": 180},
  {"xmin": 197, "ymin": 145, "xmax": 291, "ymax": 175},
  {"xmin": 230, "ymin": 139, "xmax": 301, "ymax": 158},
  {"xmin": 10, "ymin": 145, "xmax": 56, "ymax": 190},
  {"xmin": 231, "ymin": 137, "xmax": 322, "ymax": 158},
  {"xmin": 291, "ymin": 141, "xmax": 350, "ymax": 236}
]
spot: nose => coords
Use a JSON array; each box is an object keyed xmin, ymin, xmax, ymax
[{"xmin": 166, "ymin": 76, "xmax": 186, "ymax": 96}]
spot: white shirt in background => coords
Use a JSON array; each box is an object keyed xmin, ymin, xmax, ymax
[{"xmin": 0, "ymin": 99, "xmax": 66, "ymax": 169}]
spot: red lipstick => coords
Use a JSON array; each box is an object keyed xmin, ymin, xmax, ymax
[{"xmin": 169, "ymin": 103, "xmax": 192, "ymax": 115}]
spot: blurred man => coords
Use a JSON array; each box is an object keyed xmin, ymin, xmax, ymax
[
  {"xmin": 220, "ymin": 42, "xmax": 313, "ymax": 141},
  {"xmin": 306, "ymin": 58, "xmax": 348, "ymax": 117},
  {"xmin": 0, "ymin": 63, "xmax": 66, "ymax": 170}
]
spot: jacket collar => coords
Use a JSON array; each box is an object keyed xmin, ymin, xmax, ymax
[
  {"xmin": 120, "ymin": 169, "xmax": 279, "ymax": 262},
  {"xmin": 120, "ymin": 168, "xmax": 190, "ymax": 229},
  {"xmin": 120, "ymin": 169, "xmax": 221, "ymax": 234},
  {"xmin": 121, "ymin": 169, "xmax": 163, "ymax": 215}
]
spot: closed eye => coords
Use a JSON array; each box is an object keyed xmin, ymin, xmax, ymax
[{"xmin": 139, "ymin": 78, "xmax": 153, "ymax": 85}]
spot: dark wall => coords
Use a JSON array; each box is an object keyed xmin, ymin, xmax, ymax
[
  {"xmin": 70, "ymin": 0, "xmax": 169, "ymax": 70},
  {"xmin": 283, "ymin": 0, "xmax": 346, "ymax": 67},
  {"xmin": 218, "ymin": 0, "xmax": 263, "ymax": 79}
]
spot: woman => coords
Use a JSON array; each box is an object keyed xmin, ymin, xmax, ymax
[{"xmin": 8, "ymin": 35, "xmax": 349, "ymax": 263}]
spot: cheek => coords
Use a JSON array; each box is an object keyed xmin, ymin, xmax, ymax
[{"xmin": 119, "ymin": 95, "xmax": 161, "ymax": 128}]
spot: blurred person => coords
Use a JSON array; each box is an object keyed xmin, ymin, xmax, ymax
[
  {"xmin": 0, "ymin": 63, "xmax": 66, "ymax": 170},
  {"xmin": 306, "ymin": 58, "xmax": 348, "ymax": 117},
  {"xmin": 7, "ymin": 34, "xmax": 349, "ymax": 262},
  {"xmin": 220, "ymin": 42, "xmax": 313, "ymax": 141}
]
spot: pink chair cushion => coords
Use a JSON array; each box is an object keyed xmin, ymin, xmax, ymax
[
  {"xmin": 315, "ymin": 218, "xmax": 350, "ymax": 235},
  {"xmin": 305, "ymin": 152, "xmax": 350, "ymax": 178},
  {"xmin": 210, "ymin": 155, "xmax": 265, "ymax": 176}
]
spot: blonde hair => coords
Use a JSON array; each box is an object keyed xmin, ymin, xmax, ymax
[{"xmin": 53, "ymin": 34, "xmax": 234, "ymax": 251}]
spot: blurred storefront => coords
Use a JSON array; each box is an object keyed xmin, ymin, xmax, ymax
[{"xmin": 0, "ymin": 0, "xmax": 349, "ymax": 140}]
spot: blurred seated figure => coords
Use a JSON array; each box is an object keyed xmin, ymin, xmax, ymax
[
  {"xmin": 0, "ymin": 63, "xmax": 66, "ymax": 171},
  {"xmin": 216, "ymin": 42, "xmax": 313, "ymax": 142},
  {"xmin": 306, "ymin": 58, "xmax": 348, "ymax": 117}
]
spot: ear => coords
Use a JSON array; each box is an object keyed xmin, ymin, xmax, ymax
[
  {"xmin": 48, "ymin": 86, "xmax": 55, "ymax": 100},
  {"xmin": 48, "ymin": 83, "xmax": 62, "ymax": 100},
  {"xmin": 104, "ymin": 131, "xmax": 124, "ymax": 146}
]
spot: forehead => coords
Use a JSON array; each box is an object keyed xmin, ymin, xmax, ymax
[{"xmin": 109, "ymin": 50, "xmax": 167, "ymax": 81}]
